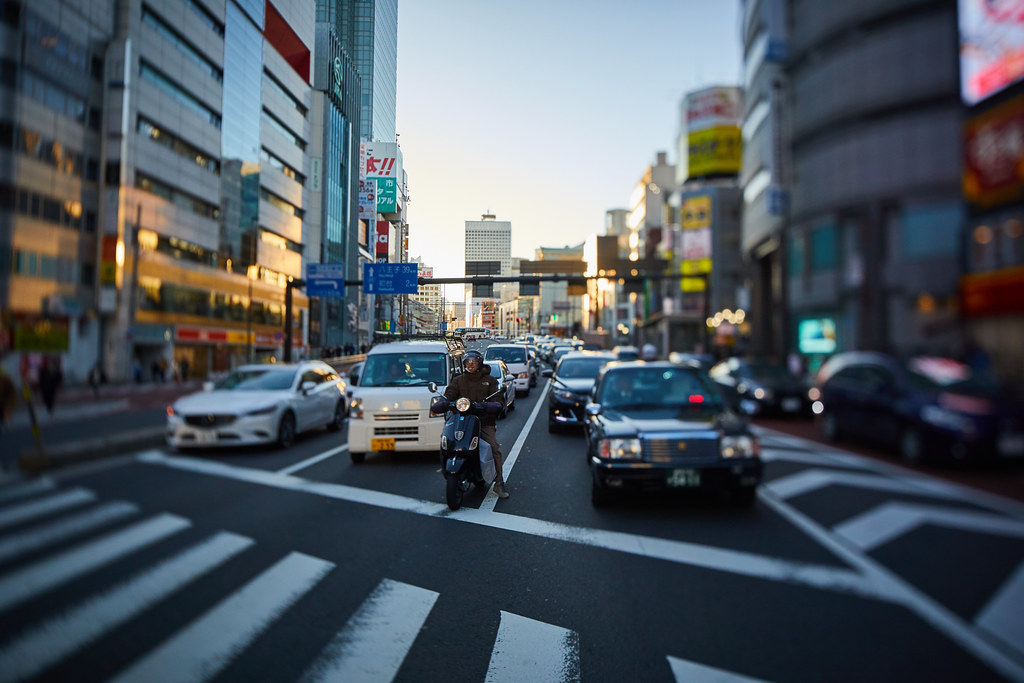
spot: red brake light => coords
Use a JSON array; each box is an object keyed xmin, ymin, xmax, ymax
[{"xmin": 688, "ymin": 395, "xmax": 704, "ymax": 403}]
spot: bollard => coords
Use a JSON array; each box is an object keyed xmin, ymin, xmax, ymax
[{"xmin": 18, "ymin": 383, "xmax": 47, "ymax": 472}]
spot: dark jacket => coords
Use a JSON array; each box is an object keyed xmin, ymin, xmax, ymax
[{"xmin": 444, "ymin": 366, "xmax": 500, "ymax": 426}]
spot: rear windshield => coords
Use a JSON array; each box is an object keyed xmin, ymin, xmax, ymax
[
  {"xmin": 485, "ymin": 347, "xmax": 528, "ymax": 363},
  {"xmin": 360, "ymin": 353, "xmax": 448, "ymax": 387}
]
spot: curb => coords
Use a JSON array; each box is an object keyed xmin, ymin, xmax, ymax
[{"xmin": 18, "ymin": 427, "xmax": 166, "ymax": 474}]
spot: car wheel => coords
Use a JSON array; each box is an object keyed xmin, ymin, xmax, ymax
[
  {"xmin": 821, "ymin": 412, "xmax": 841, "ymax": 442},
  {"xmin": 548, "ymin": 417, "xmax": 559, "ymax": 434},
  {"xmin": 591, "ymin": 477, "xmax": 614, "ymax": 507},
  {"xmin": 327, "ymin": 401, "xmax": 346, "ymax": 432},
  {"xmin": 276, "ymin": 412, "xmax": 296, "ymax": 449},
  {"xmin": 350, "ymin": 451, "xmax": 366, "ymax": 464},
  {"xmin": 899, "ymin": 427, "xmax": 924, "ymax": 466}
]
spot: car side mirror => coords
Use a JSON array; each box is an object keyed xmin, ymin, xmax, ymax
[
  {"xmin": 542, "ymin": 369, "xmax": 553, "ymax": 378},
  {"xmin": 505, "ymin": 374, "xmax": 514, "ymax": 382},
  {"xmin": 586, "ymin": 403, "xmax": 602, "ymax": 417},
  {"xmin": 428, "ymin": 382, "xmax": 438, "ymax": 393},
  {"xmin": 301, "ymin": 381, "xmax": 316, "ymax": 393}
]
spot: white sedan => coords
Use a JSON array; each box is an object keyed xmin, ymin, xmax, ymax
[{"xmin": 166, "ymin": 361, "xmax": 347, "ymax": 450}]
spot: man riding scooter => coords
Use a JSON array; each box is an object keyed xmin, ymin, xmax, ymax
[{"xmin": 444, "ymin": 350, "xmax": 510, "ymax": 499}]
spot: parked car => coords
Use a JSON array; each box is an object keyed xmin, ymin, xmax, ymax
[
  {"xmin": 167, "ymin": 361, "xmax": 347, "ymax": 450},
  {"xmin": 708, "ymin": 357, "xmax": 813, "ymax": 416},
  {"xmin": 585, "ymin": 361, "xmax": 762, "ymax": 506},
  {"xmin": 544, "ymin": 351, "xmax": 616, "ymax": 433},
  {"xmin": 526, "ymin": 347, "xmax": 541, "ymax": 387},
  {"xmin": 814, "ymin": 351, "xmax": 1024, "ymax": 465},
  {"xmin": 483, "ymin": 344, "xmax": 533, "ymax": 396},
  {"xmin": 486, "ymin": 358, "xmax": 517, "ymax": 418}
]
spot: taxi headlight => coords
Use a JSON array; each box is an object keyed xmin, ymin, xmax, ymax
[
  {"xmin": 456, "ymin": 397, "xmax": 471, "ymax": 412},
  {"xmin": 721, "ymin": 435, "xmax": 760, "ymax": 458},
  {"xmin": 349, "ymin": 397, "xmax": 364, "ymax": 419},
  {"xmin": 599, "ymin": 438, "xmax": 642, "ymax": 460}
]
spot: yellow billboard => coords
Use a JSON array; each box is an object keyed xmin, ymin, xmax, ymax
[
  {"xmin": 681, "ymin": 196, "xmax": 711, "ymax": 230},
  {"xmin": 687, "ymin": 127, "xmax": 742, "ymax": 178}
]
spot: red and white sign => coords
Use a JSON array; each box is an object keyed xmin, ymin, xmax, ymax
[
  {"xmin": 685, "ymin": 86, "xmax": 742, "ymax": 132},
  {"xmin": 364, "ymin": 142, "xmax": 403, "ymax": 180},
  {"xmin": 681, "ymin": 227, "xmax": 712, "ymax": 260},
  {"xmin": 376, "ymin": 220, "xmax": 390, "ymax": 256}
]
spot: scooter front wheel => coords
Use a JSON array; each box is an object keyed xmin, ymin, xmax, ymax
[{"xmin": 445, "ymin": 474, "xmax": 464, "ymax": 511}]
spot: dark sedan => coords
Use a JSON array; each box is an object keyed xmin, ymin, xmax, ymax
[
  {"xmin": 544, "ymin": 351, "xmax": 616, "ymax": 433},
  {"xmin": 585, "ymin": 361, "xmax": 762, "ymax": 506},
  {"xmin": 708, "ymin": 357, "xmax": 813, "ymax": 417},
  {"xmin": 814, "ymin": 352, "xmax": 1024, "ymax": 465}
]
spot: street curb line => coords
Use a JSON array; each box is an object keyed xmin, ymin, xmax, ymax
[{"xmin": 19, "ymin": 428, "xmax": 167, "ymax": 474}]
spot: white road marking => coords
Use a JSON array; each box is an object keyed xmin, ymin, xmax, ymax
[
  {"xmin": 137, "ymin": 452, "xmax": 891, "ymax": 601},
  {"xmin": 976, "ymin": 560, "xmax": 1024, "ymax": 660},
  {"xmin": 0, "ymin": 532, "xmax": 252, "ymax": 682},
  {"xmin": 301, "ymin": 578, "xmax": 438, "ymax": 682},
  {"xmin": 758, "ymin": 488, "xmax": 1024, "ymax": 683},
  {"xmin": 113, "ymin": 551, "xmax": 333, "ymax": 683},
  {"xmin": 0, "ymin": 476, "xmax": 54, "ymax": 504},
  {"xmin": 667, "ymin": 655, "xmax": 771, "ymax": 682},
  {"xmin": 764, "ymin": 468, "xmax": 966, "ymax": 502},
  {"xmin": 0, "ymin": 501, "xmax": 139, "ymax": 565},
  {"xmin": 277, "ymin": 444, "xmax": 349, "ymax": 475},
  {"xmin": 0, "ymin": 514, "xmax": 191, "ymax": 613},
  {"xmin": 833, "ymin": 502, "xmax": 1024, "ymax": 552},
  {"xmin": 485, "ymin": 610, "xmax": 579, "ymax": 683},
  {"xmin": 0, "ymin": 488, "xmax": 96, "ymax": 531},
  {"xmin": 480, "ymin": 381, "xmax": 551, "ymax": 512}
]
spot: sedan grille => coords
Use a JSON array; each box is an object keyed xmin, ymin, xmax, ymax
[
  {"xmin": 184, "ymin": 415, "xmax": 237, "ymax": 427},
  {"xmin": 643, "ymin": 437, "xmax": 718, "ymax": 462}
]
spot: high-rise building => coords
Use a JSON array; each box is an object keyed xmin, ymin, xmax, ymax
[
  {"xmin": 2, "ymin": 0, "xmax": 318, "ymax": 382},
  {"xmin": 464, "ymin": 212, "xmax": 510, "ymax": 327}
]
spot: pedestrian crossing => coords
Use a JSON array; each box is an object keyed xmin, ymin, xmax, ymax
[{"xmin": 0, "ymin": 480, "xmax": 589, "ymax": 682}]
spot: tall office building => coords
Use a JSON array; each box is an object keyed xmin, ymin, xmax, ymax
[
  {"xmin": 1, "ymin": 0, "xmax": 317, "ymax": 382},
  {"xmin": 315, "ymin": 0, "xmax": 397, "ymax": 143},
  {"xmin": 464, "ymin": 213, "xmax": 510, "ymax": 327}
]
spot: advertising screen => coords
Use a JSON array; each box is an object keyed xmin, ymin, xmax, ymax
[
  {"xmin": 959, "ymin": 0, "xmax": 1024, "ymax": 105},
  {"xmin": 798, "ymin": 318, "xmax": 837, "ymax": 354}
]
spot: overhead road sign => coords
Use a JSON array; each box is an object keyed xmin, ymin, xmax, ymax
[
  {"xmin": 306, "ymin": 263, "xmax": 346, "ymax": 298},
  {"xmin": 363, "ymin": 263, "xmax": 419, "ymax": 294}
]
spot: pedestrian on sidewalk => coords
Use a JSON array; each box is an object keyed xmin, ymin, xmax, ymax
[
  {"xmin": 0, "ymin": 361, "xmax": 16, "ymax": 471},
  {"xmin": 38, "ymin": 355, "xmax": 62, "ymax": 417},
  {"xmin": 180, "ymin": 357, "xmax": 189, "ymax": 382},
  {"xmin": 88, "ymin": 363, "xmax": 103, "ymax": 398}
]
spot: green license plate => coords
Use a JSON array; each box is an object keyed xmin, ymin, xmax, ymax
[{"xmin": 666, "ymin": 469, "xmax": 701, "ymax": 487}]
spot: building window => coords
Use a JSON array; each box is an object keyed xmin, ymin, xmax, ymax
[
  {"xmin": 138, "ymin": 117, "xmax": 220, "ymax": 174},
  {"xmin": 136, "ymin": 173, "xmax": 220, "ymax": 220},
  {"xmin": 140, "ymin": 61, "xmax": 221, "ymax": 128},
  {"xmin": 142, "ymin": 5, "xmax": 223, "ymax": 82},
  {"xmin": 810, "ymin": 221, "xmax": 838, "ymax": 272},
  {"xmin": 262, "ymin": 109, "xmax": 305, "ymax": 150},
  {"xmin": 788, "ymin": 231, "xmax": 804, "ymax": 276},
  {"xmin": 902, "ymin": 202, "xmax": 963, "ymax": 261}
]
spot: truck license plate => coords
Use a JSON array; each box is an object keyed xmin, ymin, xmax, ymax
[{"xmin": 371, "ymin": 438, "xmax": 396, "ymax": 451}]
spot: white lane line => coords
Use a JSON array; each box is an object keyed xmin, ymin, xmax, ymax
[
  {"xmin": 0, "ymin": 501, "xmax": 139, "ymax": 565},
  {"xmin": 833, "ymin": 502, "xmax": 1024, "ymax": 552},
  {"xmin": 0, "ymin": 488, "xmax": 97, "ymax": 531},
  {"xmin": 301, "ymin": 579, "xmax": 438, "ymax": 682},
  {"xmin": 758, "ymin": 488, "xmax": 1024, "ymax": 683},
  {"xmin": 479, "ymin": 381, "xmax": 551, "ymax": 512},
  {"xmin": 0, "ymin": 532, "xmax": 253, "ymax": 682},
  {"xmin": 485, "ymin": 610, "xmax": 580, "ymax": 683},
  {"xmin": 0, "ymin": 477, "xmax": 54, "ymax": 504},
  {"xmin": 113, "ymin": 551, "xmax": 334, "ymax": 683},
  {"xmin": 277, "ymin": 444, "xmax": 349, "ymax": 475},
  {"xmin": 667, "ymin": 655, "xmax": 771, "ymax": 682},
  {"xmin": 137, "ymin": 452, "xmax": 891, "ymax": 601},
  {"xmin": 976, "ymin": 560, "xmax": 1024, "ymax": 660},
  {"xmin": 764, "ymin": 468, "xmax": 965, "ymax": 502},
  {"xmin": 0, "ymin": 514, "xmax": 191, "ymax": 613}
]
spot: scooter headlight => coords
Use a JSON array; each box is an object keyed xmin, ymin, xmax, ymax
[{"xmin": 456, "ymin": 397, "xmax": 471, "ymax": 412}]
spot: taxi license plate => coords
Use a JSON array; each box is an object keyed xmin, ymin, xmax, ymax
[
  {"xmin": 782, "ymin": 397, "xmax": 801, "ymax": 412},
  {"xmin": 667, "ymin": 469, "xmax": 701, "ymax": 487},
  {"xmin": 371, "ymin": 438, "xmax": 396, "ymax": 451},
  {"xmin": 192, "ymin": 429, "xmax": 217, "ymax": 445}
]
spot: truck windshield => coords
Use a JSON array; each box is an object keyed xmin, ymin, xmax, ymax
[{"xmin": 360, "ymin": 353, "xmax": 448, "ymax": 387}]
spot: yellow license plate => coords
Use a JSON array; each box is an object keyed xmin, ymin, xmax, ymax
[{"xmin": 371, "ymin": 438, "xmax": 395, "ymax": 451}]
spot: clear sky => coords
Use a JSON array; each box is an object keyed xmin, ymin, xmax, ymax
[{"xmin": 395, "ymin": 0, "xmax": 741, "ymax": 295}]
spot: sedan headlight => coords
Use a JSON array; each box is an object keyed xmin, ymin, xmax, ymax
[
  {"xmin": 921, "ymin": 405, "xmax": 974, "ymax": 435},
  {"xmin": 245, "ymin": 405, "xmax": 277, "ymax": 416},
  {"xmin": 721, "ymin": 435, "xmax": 760, "ymax": 458},
  {"xmin": 752, "ymin": 387, "xmax": 773, "ymax": 400},
  {"xmin": 599, "ymin": 438, "xmax": 642, "ymax": 460},
  {"xmin": 553, "ymin": 388, "xmax": 574, "ymax": 400},
  {"xmin": 350, "ymin": 397, "xmax": 364, "ymax": 419},
  {"xmin": 808, "ymin": 387, "xmax": 821, "ymax": 401}
]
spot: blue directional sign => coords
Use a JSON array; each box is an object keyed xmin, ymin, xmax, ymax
[
  {"xmin": 306, "ymin": 263, "xmax": 346, "ymax": 298},
  {"xmin": 363, "ymin": 262, "xmax": 419, "ymax": 294}
]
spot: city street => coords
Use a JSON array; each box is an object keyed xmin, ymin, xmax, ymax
[{"xmin": 1, "ymin": 359, "xmax": 1023, "ymax": 682}]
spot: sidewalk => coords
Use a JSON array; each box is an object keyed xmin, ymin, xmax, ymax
[{"xmin": 8, "ymin": 379, "xmax": 205, "ymax": 428}]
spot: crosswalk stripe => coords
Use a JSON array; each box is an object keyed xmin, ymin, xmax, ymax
[
  {"xmin": 0, "ymin": 532, "xmax": 253, "ymax": 682},
  {"xmin": 112, "ymin": 551, "xmax": 334, "ymax": 683},
  {"xmin": 0, "ymin": 513, "xmax": 191, "ymax": 613},
  {"xmin": 0, "ymin": 488, "xmax": 96, "ymax": 531},
  {"xmin": 301, "ymin": 578, "xmax": 438, "ymax": 683},
  {"xmin": 0, "ymin": 477, "xmax": 54, "ymax": 504},
  {"xmin": 667, "ymin": 655, "xmax": 771, "ymax": 682},
  {"xmin": 0, "ymin": 501, "xmax": 139, "ymax": 565},
  {"xmin": 485, "ymin": 611, "xmax": 580, "ymax": 683},
  {"xmin": 976, "ymin": 560, "xmax": 1024, "ymax": 659}
]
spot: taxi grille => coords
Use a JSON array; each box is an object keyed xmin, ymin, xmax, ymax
[{"xmin": 644, "ymin": 438, "xmax": 718, "ymax": 462}]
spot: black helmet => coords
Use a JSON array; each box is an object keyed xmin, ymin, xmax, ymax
[{"xmin": 463, "ymin": 350, "xmax": 483, "ymax": 371}]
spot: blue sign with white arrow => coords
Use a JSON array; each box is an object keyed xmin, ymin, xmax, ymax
[
  {"xmin": 363, "ymin": 262, "xmax": 419, "ymax": 294},
  {"xmin": 306, "ymin": 263, "xmax": 346, "ymax": 298}
]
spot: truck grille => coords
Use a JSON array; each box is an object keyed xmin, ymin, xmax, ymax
[
  {"xmin": 373, "ymin": 412, "xmax": 418, "ymax": 421},
  {"xmin": 374, "ymin": 426, "xmax": 419, "ymax": 437}
]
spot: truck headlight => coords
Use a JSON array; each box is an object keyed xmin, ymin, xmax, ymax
[
  {"xmin": 349, "ymin": 397, "xmax": 364, "ymax": 419},
  {"xmin": 599, "ymin": 438, "xmax": 642, "ymax": 459},
  {"xmin": 517, "ymin": 372, "xmax": 528, "ymax": 379},
  {"xmin": 721, "ymin": 435, "xmax": 760, "ymax": 458}
]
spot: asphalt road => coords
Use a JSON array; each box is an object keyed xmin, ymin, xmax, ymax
[{"xmin": 1, "ymin": 343, "xmax": 1023, "ymax": 681}]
